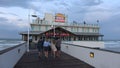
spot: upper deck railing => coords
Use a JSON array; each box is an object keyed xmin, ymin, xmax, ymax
[{"xmin": 31, "ymin": 20, "xmax": 99, "ymax": 28}]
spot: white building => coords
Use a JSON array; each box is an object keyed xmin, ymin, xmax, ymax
[{"xmin": 20, "ymin": 13, "xmax": 103, "ymax": 42}]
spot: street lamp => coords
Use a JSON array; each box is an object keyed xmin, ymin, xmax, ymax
[
  {"xmin": 27, "ymin": 9, "xmax": 37, "ymax": 52},
  {"xmin": 27, "ymin": 9, "xmax": 30, "ymax": 52},
  {"xmin": 51, "ymin": 21, "xmax": 55, "ymax": 37},
  {"xmin": 53, "ymin": 24, "xmax": 55, "ymax": 37},
  {"xmin": 32, "ymin": 15, "xmax": 37, "ymax": 17}
]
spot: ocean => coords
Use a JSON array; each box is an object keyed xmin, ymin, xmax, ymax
[
  {"xmin": 0, "ymin": 39, "xmax": 120, "ymax": 52},
  {"xmin": 0, "ymin": 39, "xmax": 25, "ymax": 51},
  {"xmin": 103, "ymin": 40, "xmax": 120, "ymax": 52}
]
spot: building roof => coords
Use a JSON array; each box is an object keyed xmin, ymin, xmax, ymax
[
  {"xmin": 20, "ymin": 27, "xmax": 103, "ymax": 36},
  {"xmin": 44, "ymin": 27, "xmax": 76, "ymax": 35},
  {"xmin": 20, "ymin": 31, "xmax": 43, "ymax": 35},
  {"xmin": 73, "ymin": 32, "xmax": 103, "ymax": 36}
]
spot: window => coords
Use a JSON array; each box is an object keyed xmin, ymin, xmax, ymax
[
  {"xmin": 46, "ymin": 26, "xmax": 48, "ymax": 31},
  {"xmin": 92, "ymin": 29, "xmax": 95, "ymax": 32},
  {"xmin": 31, "ymin": 26, "xmax": 34, "ymax": 31},
  {"xmin": 87, "ymin": 28, "xmax": 89, "ymax": 32},
  {"xmin": 82, "ymin": 28, "xmax": 84, "ymax": 32},
  {"xmin": 71, "ymin": 27, "xmax": 73, "ymax": 32},
  {"xmin": 39, "ymin": 26, "xmax": 41, "ymax": 31},
  {"xmin": 77, "ymin": 28, "xmax": 79, "ymax": 32}
]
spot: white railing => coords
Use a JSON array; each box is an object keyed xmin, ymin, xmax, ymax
[
  {"xmin": 31, "ymin": 20, "xmax": 99, "ymax": 27},
  {"xmin": 0, "ymin": 43, "xmax": 27, "ymax": 68},
  {"xmin": 64, "ymin": 41, "xmax": 104, "ymax": 48},
  {"xmin": 61, "ymin": 43, "xmax": 120, "ymax": 68}
]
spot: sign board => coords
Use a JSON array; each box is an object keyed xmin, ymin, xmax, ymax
[
  {"xmin": 55, "ymin": 13, "xmax": 65, "ymax": 23},
  {"xmin": 45, "ymin": 33, "xmax": 69, "ymax": 36}
]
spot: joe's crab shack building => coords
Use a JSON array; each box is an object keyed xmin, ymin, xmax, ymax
[{"xmin": 20, "ymin": 13, "xmax": 103, "ymax": 43}]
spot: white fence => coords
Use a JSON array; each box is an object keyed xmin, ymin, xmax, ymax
[
  {"xmin": 64, "ymin": 41, "xmax": 104, "ymax": 48},
  {"xmin": 61, "ymin": 43, "xmax": 120, "ymax": 68},
  {"xmin": 0, "ymin": 43, "xmax": 27, "ymax": 68}
]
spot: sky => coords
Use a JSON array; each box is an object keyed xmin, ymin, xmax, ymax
[{"xmin": 0, "ymin": 0, "xmax": 120, "ymax": 40}]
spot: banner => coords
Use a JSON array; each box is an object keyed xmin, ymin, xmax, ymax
[{"xmin": 55, "ymin": 13, "xmax": 65, "ymax": 23}]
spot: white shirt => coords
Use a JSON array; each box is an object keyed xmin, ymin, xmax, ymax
[{"xmin": 43, "ymin": 41, "xmax": 50, "ymax": 47}]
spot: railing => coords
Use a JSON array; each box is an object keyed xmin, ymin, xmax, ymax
[
  {"xmin": 0, "ymin": 42, "xmax": 27, "ymax": 68},
  {"xmin": 31, "ymin": 20, "xmax": 99, "ymax": 27},
  {"xmin": 61, "ymin": 43, "xmax": 120, "ymax": 68}
]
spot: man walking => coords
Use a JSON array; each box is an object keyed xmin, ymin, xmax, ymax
[{"xmin": 56, "ymin": 38, "xmax": 61, "ymax": 57}]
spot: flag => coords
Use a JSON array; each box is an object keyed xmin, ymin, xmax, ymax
[
  {"xmin": 84, "ymin": 21, "xmax": 86, "ymax": 24},
  {"xmin": 97, "ymin": 20, "xmax": 99, "ymax": 23}
]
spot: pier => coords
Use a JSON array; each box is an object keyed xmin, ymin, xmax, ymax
[
  {"xmin": 14, "ymin": 49, "xmax": 94, "ymax": 68},
  {"xmin": 1, "ymin": 42, "xmax": 120, "ymax": 68}
]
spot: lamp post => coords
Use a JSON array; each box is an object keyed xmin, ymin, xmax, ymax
[
  {"xmin": 53, "ymin": 24, "xmax": 55, "ymax": 37},
  {"xmin": 27, "ymin": 9, "xmax": 30, "ymax": 52},
  {"xmin": 27, "ymin": 9, "xmax": 37, "ymax": 52},
  {"xmin": 51, "ymin": 21, "xmax": 55, "ymax": 37}
]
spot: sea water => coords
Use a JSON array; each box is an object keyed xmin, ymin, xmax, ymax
[
  {"xmin": 104, "ymin": 41, "xmax": 120, "ymax": 52},
  {"xmin": 0, "ymin": 39, "xmax": 25, "ymax": 51}
]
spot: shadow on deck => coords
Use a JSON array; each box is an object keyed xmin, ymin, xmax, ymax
[{"xmin": 14, "ymin": 50, "xmax": 94, "ymax": 68}]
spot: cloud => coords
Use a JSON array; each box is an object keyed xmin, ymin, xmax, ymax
[
  {"xmin": 0, "ymin": 0, "xmax": 34, "ymax": 8},
  {"xmin": 8, "ymin": 12, "xmax": 18, "ymax": 16},
  {"xmin": 0, "ymin": 17, "xmax": 8, "ymax": 22},
  {"xmin": 83, "ymin": 11, "xmax": 113, "ymax": 23},
  {"xmin": 100, "ymin": 13, "xmax": 120, "ymax": 40},
  {"xmin": 81, "ymin": 0, "xmax": 103, "ymax": 6},
  {"xmin": 0, "ymin": 11, "xmax": 18, "ymax": 17},
  {"xmin": 0, "ymin": 17, "xmax": 26, "ymax": 30},
  {"xmin": 0, "ymin": 30, "xmax": 21, "ymax": 39},
  {"xmin": 0, "ymin": 10, "xmax": 28, "ymax": 28},
  {"xmin": 0, "ymin": 0, "xmax": 103, "ymax": 18},
  {"xmin": 0, "ymin": 11, "xmax": 5, "ymax": 14},
  {"xmin": 30, "ymin": 0, "xmax": 103, "ymax": 22},
  {"xmin": 0, "ymin": 17, "xmax": 27, "ymax": 39},
  {"xmin": 0, "ymin": 0, "xmax": 120, "ymax": 40}
]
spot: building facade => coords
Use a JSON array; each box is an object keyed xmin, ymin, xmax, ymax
[{"xmin": 20, "ymin": 13, "xmax": 103, "ymax": 43}]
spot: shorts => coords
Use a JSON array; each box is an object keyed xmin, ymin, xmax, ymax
[
  {"xmin": 56, "ymin": 46, "xmax": 61, "ymax": 51},
  {"xmin": 43, "ymin": 47, "xmax": 49, "ymax": 51},
  {"xmin": 48, "ymin": 46, "xmax": 51, "ymax": 51},
  {"xmin": 37, "ymin": 46, "xmax": 42, "ymax": 52}
]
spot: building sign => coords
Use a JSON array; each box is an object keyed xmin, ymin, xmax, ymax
[
  {"xmin": 45, "ymin": 33, "xmax": 69, "ymax": 36},
  {"xmin": 55, "ymin": 13, "xmax": 65, "ymax": 23}
]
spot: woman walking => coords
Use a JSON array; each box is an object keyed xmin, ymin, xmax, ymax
[
  {"xmin": 43, "ymin": 39, "xmax": 50, "ymax": 58},
  {"xmin": 51, "ymin": 39, "xmax": 57, "ymax": 58}
]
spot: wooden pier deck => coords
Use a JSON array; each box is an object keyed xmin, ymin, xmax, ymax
[{"xmin": 14, "ymin": 50, "xmax": 94, "ymax": 68}]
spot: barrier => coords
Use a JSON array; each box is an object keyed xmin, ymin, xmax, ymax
[
  {"xmin": 61, "ymin": 43, "xmax": 120, "ymax": 68},
  {"xmin": 0, "ymin": 42, "xmax": 27, "ymax": 68}
]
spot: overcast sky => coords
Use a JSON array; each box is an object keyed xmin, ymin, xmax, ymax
[{"xmin": 0, "ymin": 0, "xmax": 120, "ymax": 40}]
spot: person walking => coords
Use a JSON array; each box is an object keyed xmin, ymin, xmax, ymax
[
  {"xmin": 37, "ymin": 38, "xmax": 44, "ymax": 58},
  {"xmin": 51, "ymin": 39, "xmax": 57, "ymax": 58},
  {"xmin": 56, "ymin": 38, "xmax": 62, "ymax": 57},
  {"xmin": 43, "ymin": 39, "xmax": 50, "ymax": 58}
]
